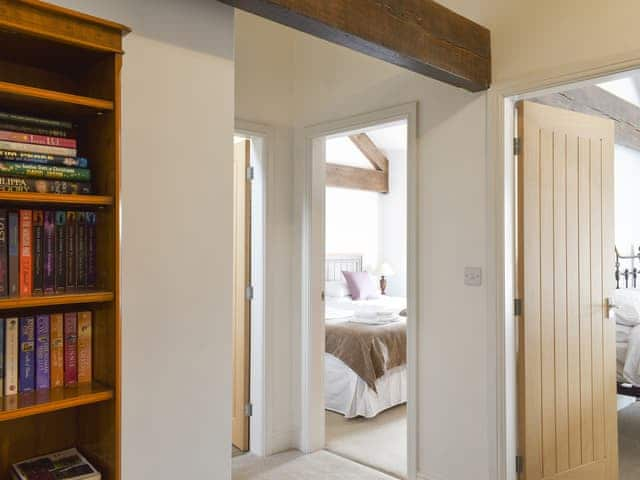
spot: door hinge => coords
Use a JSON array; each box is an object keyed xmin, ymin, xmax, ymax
[
  {"xmin": 513, "ymin": 137, "xmax": 521, "ymax": 156},
  {"xmin": 245, "ymin": 285, "xmax": 254, "ymax": 301},
  {"xmin": 516, "ymin": 455, "xmax": 524, "ymax": 475},
  {"xmin": 244, "ymin": 403, "xmax": 253, "ymax": 417},
  {"xmin": 514, "ymin": 298, "xmax": 522, "ymax": 316},
  {"xmin": 246, "ymin": 165, "xmax": 255, "ymax": 182}
]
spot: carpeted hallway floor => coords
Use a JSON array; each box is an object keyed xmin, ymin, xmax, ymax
[
  {"xmin": 619, "ymin": 401, "xmax": 640, "ymax": 479},
  {"xmin": 325, "ymin": 404, "xmax": 406, "ymax": 479},
  {"xmin": 233, "ymin": 450, "xmax": 396, "ymax": 479}
]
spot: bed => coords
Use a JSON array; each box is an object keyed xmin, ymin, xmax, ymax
[{"xmin": 324, "ymin": 254, "xmax": 407, "ymax": 418}]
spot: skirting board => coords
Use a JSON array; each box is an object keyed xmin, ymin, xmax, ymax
[{"xmin": 417, "ymin": 472, "xmax": 447, "ymax": 480}]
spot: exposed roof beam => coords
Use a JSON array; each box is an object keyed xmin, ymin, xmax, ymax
[
  {"xmin": 218, "ymin": 0, "xmax": 491, "ymax": 92},
  {"xmin": 348, "ymin": 133, "xmax": 388, "ymax": 172},
  {"xmin": 533, "ymin": 85, "xmax": 640, "ymax": 151},
  {"xmin": 326, "ymin": 164, "xmax": 388, "ymax": 193}
]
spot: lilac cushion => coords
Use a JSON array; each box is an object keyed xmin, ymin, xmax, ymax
[{"xmin": 342, "ymin": 271, "xmax": 380, "ymax": 300}]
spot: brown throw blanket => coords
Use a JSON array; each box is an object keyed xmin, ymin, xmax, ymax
[{"xmin": 325, "ymin": 320, "xmax": 406, "ymax": 392}]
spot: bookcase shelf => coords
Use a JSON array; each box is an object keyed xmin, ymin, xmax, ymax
[
  {"xmin": 0, "ymin": 291, "xmax": 113, "ymax": 310},
  {"xmin": 0, "ymin": 81, "xmax": 114, "ymax": 118},
  {"xmin": 0, "ymin": 382, "xmax": 113, "ymax": 423},
  {"xmin": 0, "ymin": 192, "xmax": 113, "ymax": 207}
]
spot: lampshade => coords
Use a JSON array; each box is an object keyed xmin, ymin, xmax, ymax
[{"xmin": 376, "ymin": 262, "xmax": 395, "ymax": 277}]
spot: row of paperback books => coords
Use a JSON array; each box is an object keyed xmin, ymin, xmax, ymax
[
  {"xmin": 0, "ymin": 209, "xmax": 97, "ymax": 297},
  {"xmin": 12, "ymin": 448, "xmax": 101, "ymax": 480},
  {"xmin": 0, "ymin": 311, "xmax": 92, "ymax": 396},
  {"xmin": 0, "ymin": 111, "xmax": 91, "ymax": 194}
]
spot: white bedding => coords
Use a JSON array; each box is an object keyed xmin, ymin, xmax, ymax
[
  {"xmin": 324, "ymin": 295, "xmax": 407, "ymax": 418},
  {"xmin": 616, "ymin": 315, "xmax": 640, "ymax": 385}
]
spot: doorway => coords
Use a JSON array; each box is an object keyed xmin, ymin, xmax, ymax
[{"xmin": 300, "ymin": 103, "xmax": 418, "ymax": 479}]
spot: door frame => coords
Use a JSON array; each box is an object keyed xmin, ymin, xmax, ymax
[
  {"xmin": 299, "ymin": 102, "xmax": 418, "ymax": 478},
  {"xmin": 491, "ymin": 56, "xmax": 640, "ymax": 480},
  {"xmin": 235, "ymin": 119, "xmax": 271, "ymax": 456}
]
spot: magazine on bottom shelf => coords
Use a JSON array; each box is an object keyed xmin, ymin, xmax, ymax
[{"xmin": 11, "ymin": 448, "xmax": 101, "ymax": 480}]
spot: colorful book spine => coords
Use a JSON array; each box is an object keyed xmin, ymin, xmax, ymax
[
  {"xmin": 0, "ymin": 150, "xmax": 87, "ymax": 168},
  {"xmin": 32, "ymin": 210, "xmax": 44, "ymax": 295},
  {"xmin": 35, "ymin": 314, "xmax": 50, "ymax": 390},
  {"xmin": 0, "ymin": 177, "xmax": 91, "ymax": 194},
  {"xmin": 0, "ymin": 161, "xmax": 90, "ymax": 181},
  {"xmin": 0, "ymin": 130, "xmax": 76, "ymax": 149},
  {"xmin": 19, "ymin": 209, "xmax": 32, "ymax": 297},
  {"xmin": 0, "ymin": 209, "xmax": 7, "ymax": 297},
  {"xmin": 18, "ymin": 316, "xmax": 35, "ymax": 393},
  {"xmin": 43, "ymin": 211, "xmax": 55, "ymax": 294},
  {"xmin": 54, "ymin": 211, "xmax": 66, "ymax": 293},
  {"xmin": 63, "ymin": 312, "xmax": 77, "ymax": 386},
  {"xmin": 0, "ymin": 122, "xmax": 70, "ymax": 138},
  {"xmin": 76, "ymin": 212, "xmax": 87, "ymax": 289},
  {"xmin": 8, "ymin": 212, "xmax": 18, "ymax": 297},
  {"xmin": 0, "ymin": 318, "xmax": 3, "ymax": 396},
  {"xmin": 50, "ymin": 313, "xmax": 64, "ymax": 388},
  {"xmin": 86, "ymin": 212, "xmax": 97, "ymax": 289},
  {"xmin": 66, "ymin": 211, "xmax": 76, "ymax": 290},
  {"xmin": 4, "ymin": 317, "xmax": 18, "ymax": 395},
  {"xmin": 0, "ymin": 140, "xmax": 76, "ymax": 157},
  {"xmin": 77, "ymin": 311, "xmax": 92, "ymax": 384},
  {"xmin": 0, "ymin": 111, "xmax": 73, "ymax": 129}
]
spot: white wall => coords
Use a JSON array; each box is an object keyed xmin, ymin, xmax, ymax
[
  {"xmin": 49, "ymin": 2, "xmax": 235, "ymax": 479},
  {"xmin": 615, "ymin": 144, "xmax": 640, "ymax": 256}
]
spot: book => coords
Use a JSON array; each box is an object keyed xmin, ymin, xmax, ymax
[
  {"xmin": 77, "ymin": 311, "xmax": 92, "ymax": 384},
  {"xmin": 50, "ymin": 313, "xmax": 64, "ymax": 388},
  {"xmin": 32, "ymin": 210, "xmax": 44, "ymax": 295},
  {"xmin": 77, "ymin": 212, "xmax": 87, "ymax": 289},
  {"xmin": 0, "ymin": 140, "xmax": 76, "ymax": 157},
  {"xmin": 0, "ymin": 161, "xmax": 90, "ymax": 181},
  {"xmin": 64, "ymin": 312, "xmax": 77, "ymax": 386},
  {"xmin": 0, "ymin": 318, "xmax": 3, "ymax": 396},
  {"xmin": 8, "ymin": 211, "xmax": 18, "ymax": 297},
  {"xmin": 0, "ymin": 176, "xmax": 91, "ymax": 194},
  {"xmin": 11, "ymin": 447, "xmax": 101, "ymax": 480},
  {"xmin": 19, "ymin": 209, "xmax": 32, "ymax": 297},
  {"xmin": 55, "ymin": 211, "xmax": 66, "ymax": 293},
  {"xmin": 86, "ymin": 212, "xmax": 97, "ymax": 289},
  {"xmin": 0, "ymin": 111, "xmax": 73, "ymax": 130},
  {"xmin": 44, "ymin": 211, "xmax": 55, "ymax": 294},
  {"xmin": 0, "ymin": 209, "xmax": 7, "ymax": 297},
  {"xmin": 19, "ymin": 316, "xmax": 35, "ymax": 393},
  {"xmin": 0, "ymin": 130, "xmax": 77, "ymax": 149},
  {"xmin": 0, "ymin": 122, "xmax": 70, "ymax": 138},
  {"xmin": 4, "ymin": 317, "xmax": 18, "ymax": 395},
  {"xmin": 35, "ymin": 314, "xmax": 50, "ymax": 389},
  {"xmin": 0, "ymin": 150, "xmax": 88, "ymax": 168},
  {"xmin": 66, "ymin": 211, "xmax": 77, "ymax": 290}
]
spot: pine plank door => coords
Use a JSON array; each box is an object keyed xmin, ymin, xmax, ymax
[
  {"xmin": 517, "ymin": 100, "xmax": 618, "ymax": 480},
  {"xmin": 232, "ymin": 139, "xmax": 251, "ymax": 452}
]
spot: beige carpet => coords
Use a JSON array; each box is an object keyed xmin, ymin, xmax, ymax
[
  {"xmin": 325, "ymin": 405, "xmax": 406, "ymax": 479},
  {"xmin": 233, "ymin": 450, "xmax": 396, "ymax": 479},
  {"xmin": 619, "ymin": 401, "xmax": 640, "ymax": 479}
]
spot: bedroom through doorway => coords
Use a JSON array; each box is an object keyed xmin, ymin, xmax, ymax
[{"xmin": 321, "ymin": 119, "xmax": 409, "ymax": 479}]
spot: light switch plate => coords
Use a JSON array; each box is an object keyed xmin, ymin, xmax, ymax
[{"xmin": 464, "ymin": 267, "xmax": 482, "ymax": 286}]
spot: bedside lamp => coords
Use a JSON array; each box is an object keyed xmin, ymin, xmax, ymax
[{"xmin": 376, "ymin": 262, "xmax": 395, "ymax": 295}]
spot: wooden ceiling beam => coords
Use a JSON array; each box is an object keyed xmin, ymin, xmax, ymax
[
  {"xmin": 533, "ymin": 85, "xmax": 640, "ymax": 151},
  {"xmin": 219, "ymin": 0, "xmax": 491, "ymax": 92},
  {"xmin": 348, "ymin": 133, "xmax": 388, "ymax": 172},
  {"xmin": 326, "ymin": 164, "xmax": 388, "ymax": 193}
]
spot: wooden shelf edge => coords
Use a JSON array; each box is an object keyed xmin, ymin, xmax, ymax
[
  {"xmin": 0, "ymin": 81, "xmax": 114, "ymax": 112},
  {"xmin": 0, "ymin": 383, "xmax": 113, "ymax": 422},
  {"xmin": 0, "ymin": 291, "xmax": 113, "ymax": 310},
  {"xmin": 0, "ymin": 192, "xmax": 113, "ymax": 206}
]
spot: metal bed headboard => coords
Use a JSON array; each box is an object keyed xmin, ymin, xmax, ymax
[
  {"xmin": 616, "ymin": 247, "xmax": 640, "ymax": 289},
  {"xmin": 325, "ymin": 254, "xmax": 363, "ymax": 281}
]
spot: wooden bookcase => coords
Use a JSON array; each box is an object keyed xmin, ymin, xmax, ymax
[{"xmin": 0, "ymin": 1, "xmax": 129, "ymax": 478}]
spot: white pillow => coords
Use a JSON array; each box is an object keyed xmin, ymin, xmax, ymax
[
  {"xmin": 613, "ymin": 289, "xmax": 640, "ymax": 326},
  {"xmin": 325, "ymin": 280, "xmax": 350, "ymax": 298}
]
